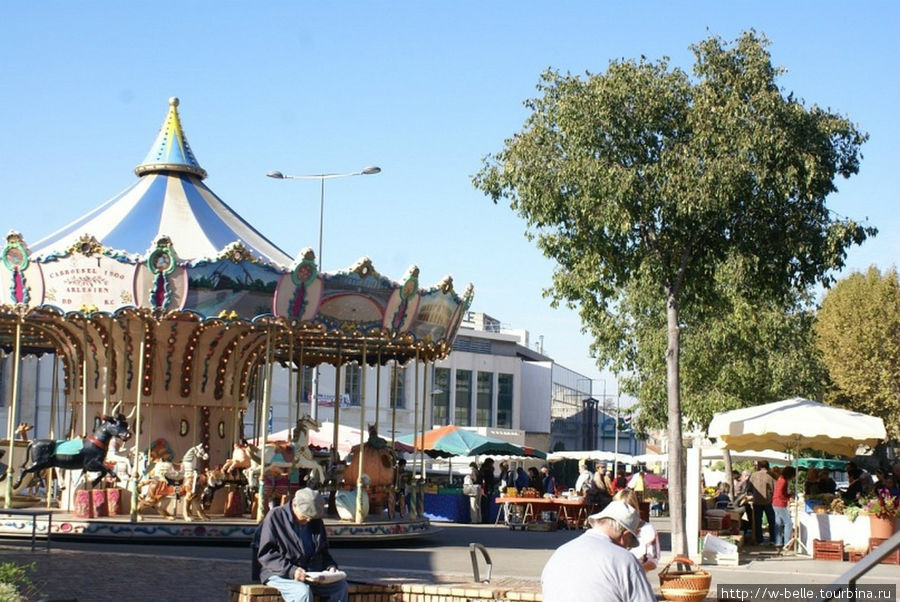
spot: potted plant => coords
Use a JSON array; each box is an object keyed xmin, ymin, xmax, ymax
[{"xmin": 860, "ymin": 492, "xmax": 897, "ymax": 538}]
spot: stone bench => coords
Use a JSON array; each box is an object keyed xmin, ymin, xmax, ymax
[{"xmin": 227, "ymin": 582, "xmax": 542, "ymax": 602}]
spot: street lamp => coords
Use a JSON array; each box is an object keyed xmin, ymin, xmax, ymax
[
  {"xmin": 266, "ymin": 166, "xmax": 381, "ymax": 269},
  {"xmin": 266, "ymin": 166, "xmax": 381, "ymax": 421}
]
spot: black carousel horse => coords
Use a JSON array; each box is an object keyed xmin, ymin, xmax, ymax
[{"xmin": 12, "ymin": 403, "xmax": 133, "ymax": 490}]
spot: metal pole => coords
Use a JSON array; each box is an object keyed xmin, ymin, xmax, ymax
[
  {"xmin": 81, "ymin": 317, "xmax": 89, "ymax": 438},
  {"xmin": 5, "ymin": 314, "xmax": 23, "ymax": 508},
  {"xmin": 255, "ymin": 326, "xmax": 274, "ymax": 522},
  {"xmin": 331, "ymin": 350, "xmax": 342, "ymax": 467},
  {"xmin": 408, "ymin": 351, "xmax": 420, "ymax": 520},
  {"xmin": 47, "ymin": 351, "xmax": 59, "ymax": 508},
  {"xmin": 310, "ymin": 177, "xmax": 325, "ymax": 424},
  {"xmin": 374, "ymin": 351, "xmax": 382, "ymax": 433},
  {"xmin": 287, "ymin": 327, "xmax": 295, "ymax": 427},
  {"xmin": 355, "ymin": 345, "xmax": 367, "ymax": 523},
  {"xmin": 102, "ymin": 315, "xmax": 112, "ymax": 416},
  {"xmin": 130, "ymin": 329, "xmax": 146, "ymax": 522}
]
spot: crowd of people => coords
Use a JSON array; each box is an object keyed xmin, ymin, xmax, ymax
[{"xmin": 460, "ymin": 456, "xmax": 654, "ymax": 524}]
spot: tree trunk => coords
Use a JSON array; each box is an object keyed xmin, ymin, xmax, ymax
[
  {"xmin": 665, "ymin": 290, "xmax": 687, "ymax": 556},
  {"xmin": 723, "ymin": 450, "xmax": 734, "ymax": 500}
]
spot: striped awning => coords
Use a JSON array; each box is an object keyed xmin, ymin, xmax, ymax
[{"xmin": 30, "ymin": 98, "xmax": 291, "ymax": 268}]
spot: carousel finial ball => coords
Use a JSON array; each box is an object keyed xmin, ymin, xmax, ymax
[{"xmin": 169, "ymin": 97, "xmax": 179, "ymax": 107}]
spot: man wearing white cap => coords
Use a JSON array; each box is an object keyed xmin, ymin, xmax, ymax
[
  {"xmin": 257, "ymin": 488, "xmax": 348, "ymax": 602},
  {"xmin": 541, "ymin": 501, "xmax": 655, "ymax": 602}
]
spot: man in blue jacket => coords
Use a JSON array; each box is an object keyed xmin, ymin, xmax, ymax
[{"xmin": 257, "ymin": 488, "xmax": 348, "ymax": 602}]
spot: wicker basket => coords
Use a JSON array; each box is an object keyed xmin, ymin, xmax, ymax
[{"xmin": 659, "ymin": 556, "xmax": 712, "ymax": 602}]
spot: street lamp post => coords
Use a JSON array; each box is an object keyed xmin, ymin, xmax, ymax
[{"xmin": 266, "ymin": 166, "xmax": 381, "ymax": 421}]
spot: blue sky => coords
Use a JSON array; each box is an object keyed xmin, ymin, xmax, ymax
[{"xmin": 1, "ymin": 2, "xmax": 898, "ymax": 399}]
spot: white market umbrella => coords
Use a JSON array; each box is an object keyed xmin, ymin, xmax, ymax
[
  {"xmin": 707, "ymin": 397, "xmax": 886, "ymax": 458},
  {"xmin": 708, "ymin": 397, "xmax": 887, "ymax": 554}
]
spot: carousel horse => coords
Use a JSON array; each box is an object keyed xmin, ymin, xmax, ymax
[
  {"xmin": 199, "ymin": 468, "xmax": 227, "ymax": 511},
  {"xmin": 335, "ymin": 473, "xmax": 370, "ymax": 520},
  {"xmin": 343, "ymin": 425, "xmax": 397, "ymax": 515},
  {"xmin": 136, "ymin": 443, "xmax": 211, "ymax": 521},
  {"xmin": 246, "ymin": 415, "xmax": 325, "ymax": 486},
  {"xmin": 11, "ymin": 423, "xmax": 43, "ymax": 495},
  {"xmin": 13, "ymin": 401, "xmax": 133, "ymax": 490},
  {"xmin": 221, "ymin": 440, "xmax": 252, "ymax": 475},
  {"xmin": 180, "ymin": 443, "xmax": 209, "ymax": 520}
]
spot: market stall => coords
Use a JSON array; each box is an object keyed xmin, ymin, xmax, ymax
[{"xmin": 707, "ymin": 397, "xmax": 888, "ymax": 555}]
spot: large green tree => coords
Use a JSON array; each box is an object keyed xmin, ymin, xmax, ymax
[
  {"xmin": 473, "ymin": 31, "xmax": 873, "ymax": 555},
  {"xmin": 815, "ymin": 267, "xmax": 900, "ymax": 438}
]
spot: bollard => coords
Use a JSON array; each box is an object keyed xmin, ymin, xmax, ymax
[{"xmin": 468, "ymin": 542, "xmax": 492, "ymax": 584}]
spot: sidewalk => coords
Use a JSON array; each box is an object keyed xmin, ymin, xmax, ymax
[{"xmin": 0, "ymin": 518, "xmax": 896, "ymax": 601}]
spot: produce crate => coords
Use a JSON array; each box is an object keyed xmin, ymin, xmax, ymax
[
  {"xmin": 812, "ymin": 539, "xmax": 845, "ymax": 561},
  {"xmin": 869, "ymin": 537, "xmax": 900, "ymax": 565},
  {"xmin": 701, "ymin": 548, "xmax": 740, "ymax": 566}
]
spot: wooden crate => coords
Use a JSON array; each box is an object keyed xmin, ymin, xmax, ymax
[
  {"xmin": 813, "ymin": 539, "xmax": 845, "ymax": 561},
  {"xmin": 701, "ymin": 548, "xmax": 740, "ymax": 566},
  {"xmin": 869, "ymin": 537, "xmax": 900, "ymax": 565}
]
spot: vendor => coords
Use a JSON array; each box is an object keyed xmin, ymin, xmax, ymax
[{"xmin": 804, "ymin": 468, "xmax": 821, "ymax": 497}]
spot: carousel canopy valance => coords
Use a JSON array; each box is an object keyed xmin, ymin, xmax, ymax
[{"xmin": 0, "ymin": 97, "xmax": 473, "ymax": 408}]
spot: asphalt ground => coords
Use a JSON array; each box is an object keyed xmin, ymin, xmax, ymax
[{"xmin": 0, "ymin": 518, "xmax": 896, "ymax": 601}]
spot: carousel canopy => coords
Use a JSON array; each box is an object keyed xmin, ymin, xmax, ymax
[
  {"xmin": 29, "ymin": 98, "xmax": 291, "ymax": 268},
  {"xmin": 0, "ymin": 98, "xmax": 473, "ymax": 412}
]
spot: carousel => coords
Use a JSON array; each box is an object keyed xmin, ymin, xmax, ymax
[{"xmin": 0, "ymin": 97, "xmax": 472, "ymax": 542}]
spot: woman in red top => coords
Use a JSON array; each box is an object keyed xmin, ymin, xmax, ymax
[{"xmin": 772, "ymin": 466, "xmax": 796, "ymax": 549}]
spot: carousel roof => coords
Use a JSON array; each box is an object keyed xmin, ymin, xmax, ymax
[{"xmin": 29, "ymin": 97, "xmax": 292, "ymax": 268}]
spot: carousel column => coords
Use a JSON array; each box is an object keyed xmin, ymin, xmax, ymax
[
  {"xmin": 4, "ymin": 311, "xmax": 23, "ymax": 508},
  {"xmin": 80, "ymin": 318, "xmax": 88, "ymax": 438},
  {"xmin": 130, "ymin": 333, "xmax": 147, "ymax": 522},
  {"xmin": 296, "ymin": 342, "xmax": 305, "ymax": 422},
  {"xmin": 256, "ymin": 326, "xmax": 274, "ymax": 522},
  {"xmin": 331, "ymin": 349, "xmax": 343, "ymax": 469},
  {"xmin": 287, "ymin": 330, "xmax": 295, "ymax": 428},
  {"xmin": 419, "ymin": 359, "xmax": 428, "ymax": 518},
  {"xmin": 390, "ymin": 358, "xmax": 403, "ymax": 518},
  {"xmin": 409, "ymin": 350, "xmax": 420, "ymax": 521},
  {"xmin": 355, "ymin": 343, "xmax": 367, "ymax": 523},
  {"xmin": 47, "ymin": 352, "xmax": 60, "ymax": 508},
  {"xmin": 102, "ymin": 315, "xmax": 112, "ymax": 415},
  {"xmin": 374, "ymin": 351, "xmax": 382, "ymax": 433}
]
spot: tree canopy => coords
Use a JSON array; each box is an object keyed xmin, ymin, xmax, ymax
[
  {"xmin": 815, "ymin": 267, "xmax": 900, "ymax": 438},
  {"xmin": 473, "ymin": 30, "xmax": 873, "ymax": 555},
  {"xmin": 623, "ymin": 259, "xmax": 827, "ymax": 434}
]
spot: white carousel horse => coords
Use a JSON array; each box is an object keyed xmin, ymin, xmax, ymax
[{"xmin": 246, "ymin": 415, "xmax": 325, "ymax": 486}]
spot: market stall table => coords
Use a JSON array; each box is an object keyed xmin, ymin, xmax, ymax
[{"xmin": 494, "ymin": 496, "xmax": 598, "ymax": 529}]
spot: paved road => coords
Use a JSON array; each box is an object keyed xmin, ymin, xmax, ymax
[{"xmin": 0, "ymin": 519, "xmax": 896, "ymax": 601}]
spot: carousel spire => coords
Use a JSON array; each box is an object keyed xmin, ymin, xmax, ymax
[{"xmin": 134, "ymin": 97, "xmax": 207, "ymax": 179}]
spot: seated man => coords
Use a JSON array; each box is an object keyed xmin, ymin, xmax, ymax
[{"xmin": 257, "ymin": 488, "xmax": 348, "ymax": 602}]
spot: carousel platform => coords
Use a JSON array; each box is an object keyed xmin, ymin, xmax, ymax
[{"xmin": 0, "ymin": 509, "xmax": 436, "ymax": 544}]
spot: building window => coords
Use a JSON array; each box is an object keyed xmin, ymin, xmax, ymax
[
  {"xmin": 497, "ymin": 373, "xmax": 513, "ymax": 428},
  {"xmin": 476, "ymin": 371, "xmax": 492, "ymax": 427},
  {"xmin": 433, "ymin": 368, "xmax": 450, "ymax": 426},
  {"xmin": 454, "ymin": 370, "xmax": 471, "ymax": 426},
  {"xmin": 390, "ymin": 364, "xmax": 406, "ymax": 409},
  {"xmin": 344, "ymin": 363, "xmax": 361, "ymax": 405}
]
